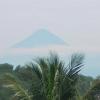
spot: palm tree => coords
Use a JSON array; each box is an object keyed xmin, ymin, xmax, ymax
[
  {"xmin": 2, "ymin": 53, "xmax": 84, "ymax": 100},
  {"xmin": 28, "ymin": 53, "xmax": 84, "ymax": 100}
]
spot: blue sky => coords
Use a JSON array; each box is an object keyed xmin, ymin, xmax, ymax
[{"xmin": 0, "ymin": 0, "xmax": 100, "ymax": 77}]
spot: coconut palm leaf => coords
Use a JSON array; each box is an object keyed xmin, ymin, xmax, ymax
[
  {"xmin": 60, "ymin": 54, "xmax": 84, "ymax": 100},
  {"xmin": 2, "ymin": 73, "xmax": 32, "ymax": 100}
]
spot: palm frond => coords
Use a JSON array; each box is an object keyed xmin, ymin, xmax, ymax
[
  {"xmin": 61, "ymin": 53, "xmax": 84, "ymax": 100},
  {"xmin": 3, "ymin": 73, "xmax": 32, "ymax": 100}
]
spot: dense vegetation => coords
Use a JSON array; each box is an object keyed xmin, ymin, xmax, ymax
[{"xmin": 0, "ymin": 53, "xmax": 100, "ymax": 100}]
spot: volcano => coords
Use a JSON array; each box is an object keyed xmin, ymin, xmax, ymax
[{"xmin": 14, "ymin": 29, "xmax": 66, "ymax": 48}]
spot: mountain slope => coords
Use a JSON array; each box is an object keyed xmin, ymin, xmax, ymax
[{"xmin": 13, "ymin": 29, "xmax": 65, "ymax": 48}]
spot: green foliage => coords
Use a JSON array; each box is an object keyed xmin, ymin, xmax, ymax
[
  {"xmin": 77, "ymin": 75, "xmax": 93, "ymax": 96},
  {"xmin": 28, "ymin": 53, "xmax": 84, "ymax": 100},
  {"xmin": 0, "ymin": 63, "xmax": 14, "ymax": 100},
  {"xmin": 0, "ymin": 63, "xmax": 13, "ymax": 74},
  {"xmin": 83, "ymin": 78, "xmax": 100, "ymax": 100},
  {"xmin": 3, "ymin": 73, "xmax": 32, "ymax": 100},
  {"xmin": 0, "ymin": 53, "xmax": 93, "ymax": 100}
]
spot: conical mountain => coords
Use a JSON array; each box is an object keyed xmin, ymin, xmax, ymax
[{"xmin": 13, "ymin": 29, "xmax": 65, "ymax": 48}]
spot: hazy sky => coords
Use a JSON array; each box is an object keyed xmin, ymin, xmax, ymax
[
  {"xmin": 0, "ymin": 0, "xmax": 100, "ymax": 77},
  {"xmin": 0, "ymin": 0, "xmax": 100, "ymax": 53}
]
